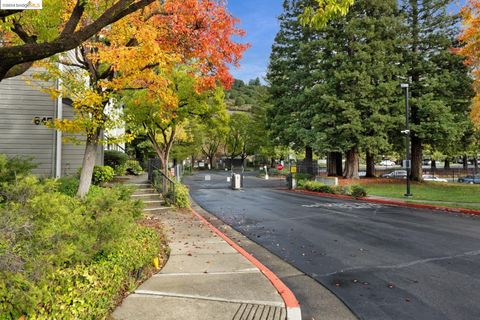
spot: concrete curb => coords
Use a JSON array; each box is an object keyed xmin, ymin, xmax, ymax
[
  {"xmin": 290, "ymin": 189, "xmax": 480, "ymax": 216},
  {"xmin": 190, "ymin": 207, "xmax": 302, "ymax": 320}
]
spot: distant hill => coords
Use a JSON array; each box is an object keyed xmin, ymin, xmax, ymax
[{"xmin": 225, "ymin": 78, "xmax": 268, "ymax": 112}]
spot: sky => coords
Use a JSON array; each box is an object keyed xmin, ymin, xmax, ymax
[{"xmin": 226, "ymin": 0, "xmax": 283, "ymax": 83}]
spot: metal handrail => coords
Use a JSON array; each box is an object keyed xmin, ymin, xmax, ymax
[{"xmin": 148, "ymin": 159, "xmax": 176, "ymax": 204}]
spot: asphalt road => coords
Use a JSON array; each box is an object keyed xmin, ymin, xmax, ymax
[{"xmin": 185, "ymin": 172, "xmax": 480, "ymax": 320}]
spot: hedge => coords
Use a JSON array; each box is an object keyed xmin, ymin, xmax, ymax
[
  {"xmin": 298, "ymin": 180, "xmax": 367, "ymax": 199},
  {"xmin": 0, "ymin": 167, "xmax": 164, "ymax": 320}
]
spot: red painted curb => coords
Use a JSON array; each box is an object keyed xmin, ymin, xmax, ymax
[
  {"xmin": 190, "ymin": 207, "xmax": 300, "ymax": 309},
  {"xmin": 290, "ymin": 189, "xmax": 480, "ymax": 216}
]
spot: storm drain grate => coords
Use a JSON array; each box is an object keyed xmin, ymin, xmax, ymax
[{"xmin": 232, "ymin": 303, "xmax": 286, "ymax": 320}]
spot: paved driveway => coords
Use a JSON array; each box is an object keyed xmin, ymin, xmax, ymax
[{"xmin": 185, "ymin": 172, "xmax": 480, "ymax": 320}]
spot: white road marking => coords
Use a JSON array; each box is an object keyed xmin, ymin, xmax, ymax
[{"xmin": 318, "ymin": 249, "xmax": 480, "ymax": 277}]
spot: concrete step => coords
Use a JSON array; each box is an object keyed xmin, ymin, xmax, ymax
[
  {"xmin": 126, "ymin": 183, "xmax": 151, "ymax": 187},
  {"xmin": 144, "ymin": 207, "xmax": 172, "ymax": 212},
  {"xmin": 133, "ymin": 188, "xmax": 156, "ymax": 195},
  {"xmin": 133, "ymin": 195, "xmax": 163, "ymax": 203}
]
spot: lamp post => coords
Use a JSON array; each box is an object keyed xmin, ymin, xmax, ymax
[{"xmin": 401, "ymin": 83, "xmax": 413, "ymax": 197}]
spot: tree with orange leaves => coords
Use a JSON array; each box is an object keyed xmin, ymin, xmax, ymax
[
  {"xmin": 458, "ymin": 0, "xmax": 480, "ymax": 126},
  {"xmin": 0, "ymin": 0, "xmax": 159, "ymax": 81},
  {"xmin": 37, "ymin": 0, "xmax": 248, "ymax": 197}
]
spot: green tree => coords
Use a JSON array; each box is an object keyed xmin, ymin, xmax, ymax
[
  {"xmin": 268, "ymin": 0, "xmax": 405, "ymax": 178},
  {"xmin": 198, "ymin": 104, "xmax": 229, "ymax": 169},
  {"xmin": 267, "ymin": 0, "xmax": 318, "ymax": 175},
  {"xmin": 316, "ymin": 0, "xmax": 406, "ymax": 178},
  {"xmin": 123, "ymin": 69, "xmax": 226, "ymax": 176},
  {"xmin": 225, "ymin": 112, "xmax": 264, "ymax": 168},
  {"xmin": 401, "ymin": 0, "xmax": 473, "ymax": 180}
]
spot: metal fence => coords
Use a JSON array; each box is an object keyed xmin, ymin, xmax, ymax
[
  {"xmin": 371, "ymin": 167, "xmax": 479, "ymax": 182},
  {"xmin": 295, "ymin": 160, "xmax": 321, "ymax": 176},
  {"xmin": 148, "ymin": 159, "xmax": 176, "ymax": 204}
]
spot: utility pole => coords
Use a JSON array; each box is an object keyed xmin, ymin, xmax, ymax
[{"xmin": 401, "ymin": 83, "xmax": 413, "ymax": 197}]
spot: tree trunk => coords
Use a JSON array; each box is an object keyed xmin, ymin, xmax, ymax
[
  {"xmin": 343, "ymin": 146, "xmax": 359, "ymax": 179},
  {"xmin": 327, "ymin": 152, "xmax": 337, "ymax": 176},
  {"xmin": 305, "ymin": 145, "xmax": 314, "ymax": 175},
  {"xmin": 366, "ymin": 151, "xmax": 376, "ymax": 178},
  {"xmin": 335, "ymin": 152, "xmax": 343, "ymax": 176},
  {"xmin": 430, "ymin": 159, "xmax": 436, "ymax": 170},
  {"xmin": 463, "ymin": 155, "xmax": 468, "ymax": 170},
  {"xmin": 209, "ymin": 154, "xmax": 215, "ymax": 169},
  {"xmin": 475, "ymin": 158, "xmax": 479, "ymax": 171},
  {"xmin": 444, "ymin": 158, "xmax": 450, "ymax": 170},
  {"xmin": 77, "ymin": 129, "xmax": 100, "ymax": 197},
  {"xmin": 411, "ymin": 136, "xmax": 423, "ymax": 181}
]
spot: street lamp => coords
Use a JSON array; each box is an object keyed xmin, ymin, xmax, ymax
[{"xmin": 401, "ymin": 83, "xmax": 413, "ymax": 197}]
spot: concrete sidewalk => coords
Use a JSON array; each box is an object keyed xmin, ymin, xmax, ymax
[{"xmin": 113, "ymin": 177, "xmax": 290, "ymax": 320}]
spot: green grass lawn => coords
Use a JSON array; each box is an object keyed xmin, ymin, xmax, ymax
[{"xmin": 364, "ymin": 182, "xmax": 480, "ymax": 210}]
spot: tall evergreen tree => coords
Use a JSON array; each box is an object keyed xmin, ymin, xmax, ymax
[
  {"xmin": 311, "ymin": 0, "xmax": 406, "ymax": 178},
  {"xmin": 267, "ymin": 0, "xmax": 318, "ymax": 174},
  {"xmin": 401, "ymin": 0, "xmax": 473, "ymax": 180},
  {"xmin": 268, "ymin": 0, "xmax": 405, "ymax": 179}
]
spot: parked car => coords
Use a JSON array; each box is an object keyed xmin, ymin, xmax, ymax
[
  {"xmin": 381, "ymin": 170, "xmax": 407, "ymax": 179},
  {"xmin": 458, "ymin": 175, "xmax": 480, "ymax": 184},
  {"xmin": 378, "ymin": 160, "xmax": 396, "ymax": 166},
  {"xmin": 422, "ymin": 175, "xmax": 448, "ymax": 183}
]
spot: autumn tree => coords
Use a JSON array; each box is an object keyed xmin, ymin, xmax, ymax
[
  {"xmin": 458, "ymin": 0, "xmax": 480, "ymax": 126},
  {"xmin": 123, "ymin": 69, "xmax": 228, "ymax": 176},
  {"xmin": 0, "ymin": 0, "xmax": 157, "ymax": 81},
  {"xmin": 35, "ymin": 0, "xmax": 246, "ymax": 197}
]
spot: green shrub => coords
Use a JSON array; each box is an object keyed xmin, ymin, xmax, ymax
[
  {"xmin": 333, "ymin": 185, "xmax": 349, "ymax": 195},
  {"xmin": 169, "ymin": 182, "xmax": 190, "ymax": 208},
  {"xmin": 349, "ymin": 185, "xmax": 367, "ymax": 198},
  {"xmin": 57, "ymin": 176, "xmax": 80, "ymax": 197},
  {"xmin": 302, "ymin": 181, "xmax": 337, "ymax": 194},
  {"xmin": 294, "ymin": 173, "xmax": 313, "ymax": 181},
  {"xmin": 0, "ymin": 179, "xmax": 158, "ymax": 320},
  {"xmin": 126, "ymin": 160, "xmax": 143, "ymax": 175},
  {"xmin": 317, "ymin": 184, "xmax": 335, "ymax": 193},
  {"xmin": 57, "ymin": 176, "xmax": 103, "ymax": 198},
  {"xmin": 297, "ymin": 179, "xmax": 306, "ymax": 188},
  {"xmin": 92, "ymin": 165, "xmax": 115, "ymax": 185},
  {"xmin": 0, "ymin": 154, "xmax": 36, "ymax": 184},
  {"xmin": 0, "ymin": 175, "xmax": 56, "ymax": 204},
  {"xmin": 114, "ymin": 163, "xmax": 129, "ymax": 176},
  {"xmin": 104, "ymin": 150, "xmax": 128, "ymax": 170},
  {"xmin": 299, "ymin": 181, "xmax": 367, "ymax": 199}
]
